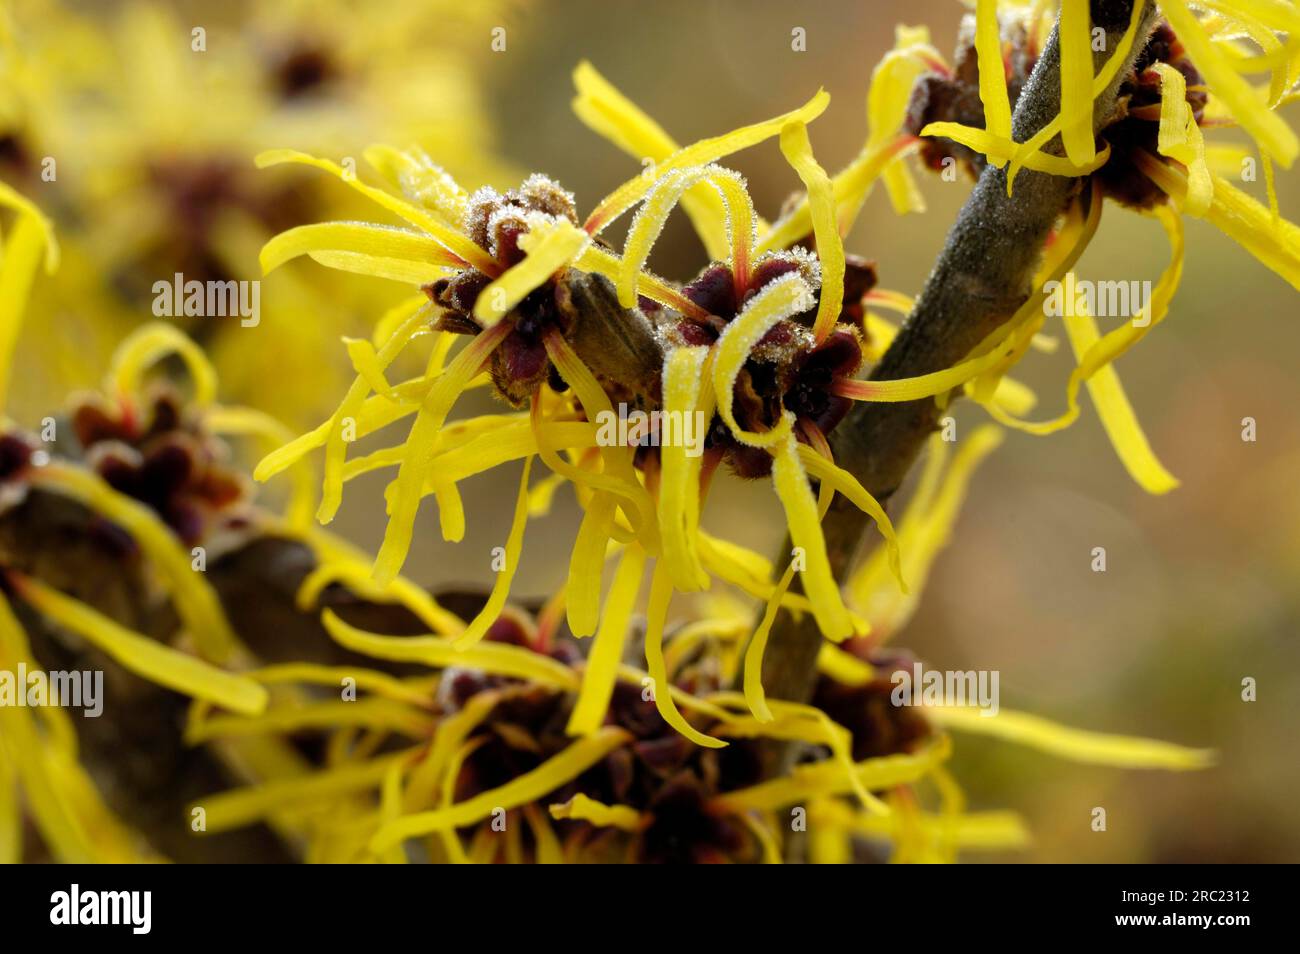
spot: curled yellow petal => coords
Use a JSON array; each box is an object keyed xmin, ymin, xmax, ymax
[
  {"xmin": 565, "ymin": 491, "xmax": 616, "ymax": 638},
  {"xmin": 697, "ymin": 531, "xmax": 821, "ymax": 619},
  {"xmin": 108, "ymin": 322, "xmax": 218, "ymax": 408},
  {"xmin": 297, "ymin": 557, "xmax": 465, "ymax": 637},
  {"xmin": 0, "ymin": 180, "xmax": 59, "ymax": 271},
  {"xmin": 187, "ymin": 697, "xmax": 433, "ymax": 744},
  {"xmin": 711, "ymin": 274, "xmax": 813, "ymax": 447},
  {"xmin": 1152, "ymin": 62, "xmax": 1213, "ymax": 217},
  {"xmin": 362, "ymin": 144, "xmax": 468, "ymax": 225},
  {"xmin": 584, "ymin": 90, "xmax": 830, "ymax": 236},
  {"xmin": 778, "ymin": 122, "xmax": 843, "ymax": 342},
  {"xmin": 0, "ymin": 212, "xmax": 54, "ymax": 414},
  {"xmin": 797, "ymin": 443, "xmax": 903, "ymax": 588},
  {"xmin": 770, "ymin": 433, "xmax": 853, "ymax": 640},
  {"xmin": 245, "ymin": 663, "xmax": 434, "ymax": 707},
  {"xmin": 712, "ymin": 692, "xmax": 888, "ymax": 815},
  {"xmin": 759, "ymin": 135, "xmax": 918, "ymax": 253},
  {"xmin": 836, "ymin": 192, "xmax": 1100, "ymax": 405},
  {"xmin": 567, "ymin": 546, "xmax": 646, "ymax": 736},
  {"xmin": 1060, "ymin": 295, "xmax": 1180, "ymax": 494},
  {"xmin": 920, "ymin": 122, "xmax": 1111, "ymax": 176},
  {"xmin": 864, "ymin": 25, "xmax": 941, "ymax": 217},
  {"xmin": 743, "ymin": 445, "xmax": 838, "ymax": 721},
  {"xmin": 252, "ymin": 301, "xmax": 426, "ymax": 483},
  {"xmin": 742, "ymin": 562, "xmax": 798, "ymax": 723},
  {"xmin": 574, "ymin": 243, "xmax": 711, "ymax": 321},
  {"xmin": 473, "ymin": 219, "xmax": 589, "ymax": 326},
  {"xmin": 1007, "ymin": 0, "xmax": 1149, "ymax": 189},
  {"xmin": 1138, "ymin": 150, "xmax": 1300, "ymax": 290},
  {"xmin": 643, "ymin": 563, "xmax": 726, "ymax": 747},
  {"xmin": 1160, "ymin": 0, "xmax": 1298, "ymax": 167},
  {"xmin": 618, "ymin": 165, "xmax": 755, "ymax": 308},
  {"xmin": 572, "ymin": 61, "xmax": 735, "ymax": 259},
  {"xmin": 817, "ymin": 642, "xmax": 875, "ymax": 686},
  {"xmin": 370, "ymin": 727, "xmax": 631, "ymax": 851},
  {"xmin": 714, "ymin": 735, "xmax": 951, "ymax": 812},
  {"xmin": 541, "ymin": 330, "xmax": 655, "ymax": 539},
  {"xmin": 549, "ymin": 792, "xmax": 645, "ymax": 832}
]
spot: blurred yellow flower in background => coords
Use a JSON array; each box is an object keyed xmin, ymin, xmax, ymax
[{"xmin": 0, "ymin": 0, "xmax": 518, "ymax": 426}]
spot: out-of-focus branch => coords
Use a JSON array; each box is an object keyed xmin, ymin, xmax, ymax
[{"xmin": 0, "ymin": 490, "xmax": 432, "ymax": 863}]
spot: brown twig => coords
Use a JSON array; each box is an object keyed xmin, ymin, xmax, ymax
[{"xmin": 757, "ymin": 0, "xmax": 1160, "ymax": 706}]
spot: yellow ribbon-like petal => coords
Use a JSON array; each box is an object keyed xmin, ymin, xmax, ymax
[
  {"xmin": 927, "ymin": 705, "xmax": 1214, "ymax": 769},
  {"xmin": 711, "ymin": 274, "xmax": 813, "ymax": 447},
  {"xmin": 1058, "ymin": 0, "xmax": 1098, "ymax": 167},
  {"xmin": 618, "ymin": 164, "xmax": 755, "ymax": 307},
  {"xmin": 584, "ymin": 89, "xmax": 830, "ymax": 235},
  {"xmin": 322, "ymin": 610, "xmax": 579, "ymax": 690},
  {"xmin": 261, "ymin": 221, "xmax": 468, "ymax": 278},
  {"xmin": 566, "ymin": 546, "xmax": 646, "ymax": 736},
  {"xmin": 1152, "ymin": 62, "xmax": 1213, "ymax": 217},
  {"xmin": 1160, "ymin": 0, "xmax": 1298, "ymax": 167},
  {"xmin": 473, "ymin": 219, "xmax": 589, "ymax": 326},
  {"xmin": 255, "ymin": 149, "xmax": 499, "ymax": 274},
  {"xmin": 975, "ymin": 0, "xmax": 1013, "ymax": 151},
  {"xmin": 656, "ymin": 345, "xmax": 712, "ymax": 592},
  {"xmin": 643, "ymin": 563, "xmax": 726, "ymax": 747},
  {"xmin": 31, "ymin": 464, "xmax": 239, "ymax": 662},
  {"xmin": 770, "ymin": 433, "xmax": 854, "ymax": 640},
  {"xmin": 374, "ymin": 322, "xmax": 511, "ymax": 585},
  {"xmin": 370, "ymin": 727, "xmax": 630, "ymax": 851},
  {"xmin": 11, "ymin": 574, "xmax": 266, "ymax": 715},
  {"xmin": 548, "ymin": 792, "xmax": 645, "ymax": 831},
  {"xmin": 107, "ymin": 322, "xmax": 218, "ymax": 408},
  {"xmin": 778, "ymin": 122, "xmax": 844, "ymax": 342}
]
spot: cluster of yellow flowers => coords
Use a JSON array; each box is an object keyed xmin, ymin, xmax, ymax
[{"xmin": 2, "ymin": 0, "xmax": 1294, "ymax": 862}]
